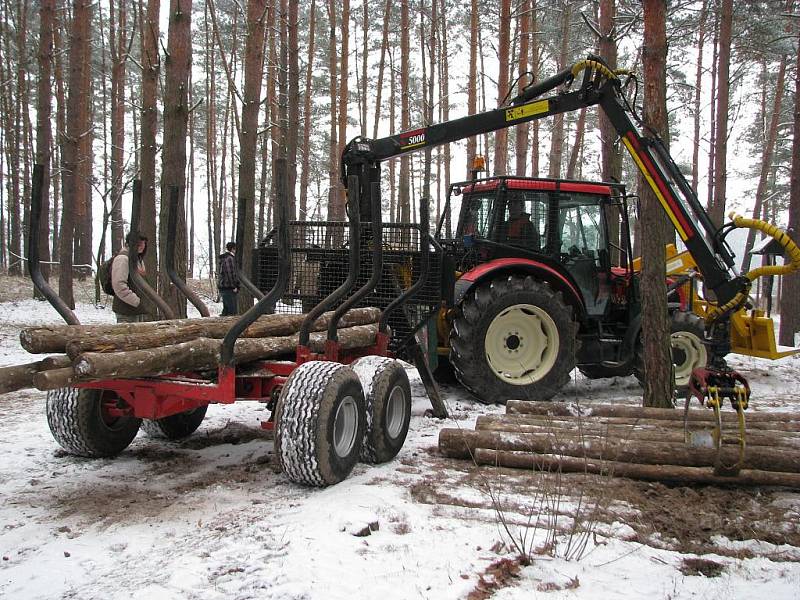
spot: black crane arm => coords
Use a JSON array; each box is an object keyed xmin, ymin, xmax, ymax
[{"xmin": 341, "ymin": 55, "xmax": 745, "ymax": 306}]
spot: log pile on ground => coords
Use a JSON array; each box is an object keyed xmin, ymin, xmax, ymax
[
  {"xmin": 439, "ymin": 400, "xmax": 800, "ymax": 488},
  {"xmin": 1, "ymin": 308, "xmax": 381, "ymax": 393}
]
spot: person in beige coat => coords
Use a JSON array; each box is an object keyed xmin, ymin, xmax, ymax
[{"xmin": 111, "ymin": 236, "xmax": 150, "ymax": 323}]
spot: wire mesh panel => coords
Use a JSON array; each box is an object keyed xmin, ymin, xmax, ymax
[{"xmin": 252, "ymin": 221, "xmax": 444, "ymax": 352}]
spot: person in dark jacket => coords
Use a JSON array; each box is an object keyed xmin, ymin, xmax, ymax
[
  {"xmin": 218, "ymin": 242, "xmax": 240, "ymax": 316},
  {"xmin": 111, "ymin": 236, "xmax": 150, "ymax": 323}
]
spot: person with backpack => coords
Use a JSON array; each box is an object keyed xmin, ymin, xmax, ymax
[
  {"xmin": 218, "ymin": 242, "xmax": 240, "ymax": 316},
  {"xmin": 110, "ymin": 235, "xmax": 150, "ymax": 323}
]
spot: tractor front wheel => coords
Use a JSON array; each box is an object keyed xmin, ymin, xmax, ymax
[{"xmin": 449, "ymin": 275, "xmax": 577, "ymax": 404}]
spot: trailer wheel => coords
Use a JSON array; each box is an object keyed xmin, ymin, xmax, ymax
[
  {"xmin": 275, "ymin": 361, "xmax": 366, "ymax": 486},
  {"xmin": 350, "ymin": 357, "xmax": 411, "ymax": 464},
  {"xmin": 46, "ymin": 387, "xmax": 141, "ymax": 458},
  {"xmin": 141, "ymin": 405, "xmax": 208, "ymax": 440},
  {"xmin": 450, "ymin": 275, "xmax": 577, "ymax": 404}
]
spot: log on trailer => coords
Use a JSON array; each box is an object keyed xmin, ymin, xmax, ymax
[
  {"xmin": 0, "ymin": 356, "xmax": 71, "ymax": 394},
  {"xmin": 32, "ymin": 367, "xmax": 78, "ymax": 391},
  {"xmin": 21, "ymin": 307, "xmax": 381, "ymax": 355},
  {"xmin": 68, "ymin": 324, "xmax": 380, "ymax": 382}
]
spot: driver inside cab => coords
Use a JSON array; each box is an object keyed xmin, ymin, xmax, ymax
[{"xmin": 505, "ymin": 199, "xmax": 538, "ymax": 249}]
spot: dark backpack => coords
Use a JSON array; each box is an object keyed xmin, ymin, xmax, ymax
[{"xmin": 97, "ymin": 255, "xmax": 117, "ymax": 296}]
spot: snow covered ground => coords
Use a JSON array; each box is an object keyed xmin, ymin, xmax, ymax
[{"xmin": 1, "ymin": 281, "xmax": 799, "ymax": 599}]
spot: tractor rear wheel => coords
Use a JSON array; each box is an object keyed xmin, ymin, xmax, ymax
[
  {"xmin": 449, "ymin": 275, "xmax": 577, "ymax": 404},
  {"xmin": 141, "ymin": 405, "xmax": 208, "ymax": 440},
  {"xmin": 275, "ymin": 361, "xmax": 366, "ymax": 486},
  {"xmin": 578, "ymin": 360, "xmax": 634, "ymax": 380},
  {"xmin": 46, "ymin": 387, "xmax": 141, "ymax": 457},
  {"xmin": 669, "ymin": 310, "xmax": 709, "ymax": 391},
  {"xmin": 350, "ymin": 357, "xmax": 411, "ymax": 464}
]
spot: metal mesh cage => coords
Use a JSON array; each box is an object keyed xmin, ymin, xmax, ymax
[{"xmin": 253, "ymin": 221, "xmax": 443, "ymax": 352}]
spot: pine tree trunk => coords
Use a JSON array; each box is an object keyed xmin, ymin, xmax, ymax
[
  {"xmin": 398, "ymin": 0, "xmax": 410, "ymax": 224},
  {"xmin": 640, "ymin": 0, "xmax": 673, "ymax": 408},
  {"xmin": 514, "ymin": 0, "xmax": 530, "ymax": 176},
  {"xmin": 59, "ymin": 0, "xmax": 93, "ymax": 309},
  {"xmin": 287, "ymin": 0, "xmax": 300, "ymax": 219},
  {"xmin": 710, "ymin": 0, "xmax": 732, "ymax": 227},
  {"xmin": 140, "ymin": 0, "xmax": 160, "ymax": 285},
  {"xmin": 691, "ymin": 0, "xmax": 708, "ymax": 195},
  {"xmin": 299, "ymin": 0, "xmax": 317, "ymax": 221},
  {"xmin": 598, "ymin": 0, "xmax": 621, "ymax": 263},
  {"xmin": 158, "ymin": 0, "xmax": 192, "ymax": 318},
  {"xmin": 73, "ymin": 23, "xmax": 93, "ymax": 278},
  {"xmin": 109, "ymin": 0, "xmax": 127, "ymax": 254},
  {"xmin": 529, "ymin": 1, "xmax": 540, "ymax": 177},
  {"xmin": 439, "ymin": 0, "xmax": 451, "ymax": 236},
  {"xmin": 236, "ymin": 0, "xmax": 268, "ymax": 313},
  {"xmin": 465, "ymin": 0, "xmax": 478, "ymax": 179},
  {"xmin": 35, "ymin": 0, "xmax": 56, "ymax": 287},
  {"xmin": 372, "ymin": 0, "xmax": 392, "ymax": 140},
  {"xmin": 547, "ymin": 2, "xmax": 571, "ymax": 179},
  {"xmin": 779, "ymin": 28, "xmax": 800, "ymax": 347},
  {"xmin": 336, "ymin": 0, "xmax": 350, "ymax": 217},
  {"xmin": 493, "ymin": 0, "xmax": 511, "ymax": 175},
  {"xmin": 326, "ymin": 0, "xmax": 338, "ymax": 223},
  {"xmin": 741, "ymin": 57, "xmax": 786, "ymax": 274}
]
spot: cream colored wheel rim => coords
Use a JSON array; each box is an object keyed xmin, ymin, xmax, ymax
[
  {"xmin": 671, "ymin": 331, "xmax": 707, "ymax": 387},
  {"xmin": 484, "ymin": 303, "xmax": 559, "ymax": 385}
]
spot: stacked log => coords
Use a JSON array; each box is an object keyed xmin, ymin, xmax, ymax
[
  {"xmin": 439, "ymin": 400, "xmax": 800, "ymax": 488},
  {"xmin": 4, "ymin": 308, "xmax": 382, "ymax": 393}
]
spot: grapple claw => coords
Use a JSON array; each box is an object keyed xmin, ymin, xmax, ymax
[{"xmin": 684, "ymin": 366, "xmax": 750, "ymax": 477}]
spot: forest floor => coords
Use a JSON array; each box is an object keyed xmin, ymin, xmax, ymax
[{"xmin": 0, "ymin": 275, "xmax": 798, "ymax": 599}]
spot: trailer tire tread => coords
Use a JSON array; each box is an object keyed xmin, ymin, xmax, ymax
[
  {"xmin": 276, "ymin": 361, "xmax": 365, "ymax": 486},
  {"xmin": 46, "ymin": 387, "xmax": 141, "ymax": 458}
]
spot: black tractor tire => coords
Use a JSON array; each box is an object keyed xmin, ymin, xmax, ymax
[
  {"xmin": 449, "ymin": 275, "xmax": 577, "ymax": 404},
  {"xmin": 140, "ymin": 405, "xmax": 208, "ymax": 440},
  {"xmin": 578, "ymin": 361, "xmax": 634, "ymax": 380},
  {"xmin": 46, "ymin": 387, "xmax": 141, "ymax": 458},
  {"xmin": 275, "ymin": 361, "xmax": 366, "ymax": 486},
  {"xmin": 350, "ymin": 357, "xmax": 412, "ymax": 464},
  {"xmin": 668, "ymin": 310, "xmax": 709, "ymax": 392}
]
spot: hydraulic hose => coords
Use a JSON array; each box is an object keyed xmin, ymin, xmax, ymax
[{"xmin": 706, "ymin": 213, "xmax": 800, "ymax": 322}]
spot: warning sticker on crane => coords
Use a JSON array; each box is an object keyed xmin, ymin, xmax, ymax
[{"xmin": 505, "ymin": 100, "xmax": 550, "ymax": 122}]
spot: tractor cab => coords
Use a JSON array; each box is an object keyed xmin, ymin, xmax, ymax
[{"xmin": 438, "ymin": 176, "xmax": 632, "ymax": 317}]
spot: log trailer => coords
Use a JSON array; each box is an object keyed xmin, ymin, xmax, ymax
[
  {"xmin": 25, "ymin": 159, "xmax": 425, "ymax": 487},
  {"xmin": 254, "ymin": 55, "xmax": 800, "ymax": 475}
]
